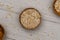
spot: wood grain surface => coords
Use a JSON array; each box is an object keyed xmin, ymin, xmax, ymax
[{"xmin": 0, "ymin": 0, "xmax": 60, "ymax": 40}]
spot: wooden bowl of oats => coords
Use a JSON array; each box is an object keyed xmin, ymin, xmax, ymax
[{"xmin": 19, "ymin": 8, "xmax": 41, "ymax": 30}]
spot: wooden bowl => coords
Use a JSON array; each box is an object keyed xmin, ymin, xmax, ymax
[{"xmin": 19, "ymin": 8, "xmax": 41, "ymax": 30}]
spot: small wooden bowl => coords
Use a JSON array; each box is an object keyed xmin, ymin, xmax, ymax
[
  {"xmin": 0, "ymin": 25, "xmax": 4, "ymax": 40},
  {"xmin": 53, "ymin": 0, "xmax": 60, "ymax": 16},
  {"xmin": 19, "ymin": 8, "xmax": 41, "ymax": 30}
]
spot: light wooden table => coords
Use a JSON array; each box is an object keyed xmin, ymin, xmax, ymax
[{"xmin": 0, "ymin": 0, "xmax": 60, "ymax": 40}]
